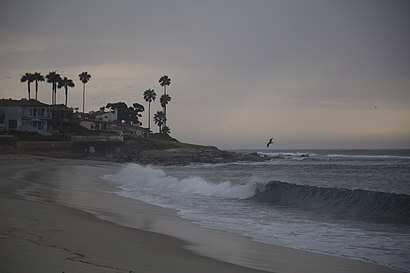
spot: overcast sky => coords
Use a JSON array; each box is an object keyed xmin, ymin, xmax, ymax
[{"xmin": 1, "ymin": 0, "xmax": 409, "ymax": 149}]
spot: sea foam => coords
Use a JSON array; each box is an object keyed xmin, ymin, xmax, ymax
[{"xmin": 102, "ymin": 163, "xmax": 260, "ymax": 200}]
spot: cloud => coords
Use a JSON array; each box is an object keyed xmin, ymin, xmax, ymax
[{"xmin": 1, "ymin": 0, "xmax": 410, "ymax": 148}]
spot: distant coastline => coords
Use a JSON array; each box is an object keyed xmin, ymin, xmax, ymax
[{"xmin": 0, "ymin": 137, "xmax": 266, "ymax": 166}]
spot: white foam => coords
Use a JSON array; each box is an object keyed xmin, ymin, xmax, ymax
[
  {"xmin": 257, "ymin": 152, "xmax": 410, "ymax": 161},
  {"xmin": 102, "ymin": 163, "xmax": 410, "ymax": 273},
  {"xmin": 102, "ymin": 163, "xmax": 259, "ymax": 200},
  {"xmin": 257, "ymin": 152, "xmax": 317, "ymax": 160},
  {"xmin": 327, "ymin": 154, "xmax": 410, "ymax": 159}
]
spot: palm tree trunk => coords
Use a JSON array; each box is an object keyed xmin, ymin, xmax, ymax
[
  {"xmin": 164, "ymin": 105, "xmax": 167, "ymax": 126},
  {"xmin": 82, "ymin": 83, "xmax": 85, "ymax": 113},
  {"xmin": 54, "ymin": 86, "xmax": 57, "ymax": 105},
  {"xmin": 53, "ymin": 83, "xmax": 56, "ymax": 105},
  {"xmin": 162, "ymin": 85, "xmax": 167, "ymax": 125},
  {"xmin": 65, "ymin": 87, "xmax": 68, "ymax": 106},
  {"xmin": 27, "ymin": 82, "xmax": 31, "ymax": 99},
  {"xmin": 148, "ymin": 102, "xmax": 151, "ymax": 130},
  {"xmin": 35, "ymin": 80, "xmax": 38, "ymax": 100}
]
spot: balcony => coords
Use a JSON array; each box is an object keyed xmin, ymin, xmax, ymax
[{"xmin": 23, "ymin": 111, "xmax": 52, "ymax": 119}]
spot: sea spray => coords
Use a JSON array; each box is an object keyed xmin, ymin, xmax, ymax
[{"xmin": 102, "ymin": 163, "xmax": 261, "ymax": 200}]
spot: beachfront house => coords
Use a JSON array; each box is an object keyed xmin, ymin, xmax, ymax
[
  {"xmin": 0, "ymin": 99, "xmax": 52, "ymax": 136},
  {"xmin": 79, "ymin": 119, "xmax": 118, "ymax": 132},
  {"xmin": 95, "ymin": 108, "xmax": 118, "ymax": 122},
  {"xmin": 121, "ymin": 124, "xmax": 150, "ymax": 138},
  {"xmin": 79, "ymin": 119, "xmax": 150, "ymax": 138}
]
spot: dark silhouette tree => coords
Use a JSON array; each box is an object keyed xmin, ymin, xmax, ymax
[
  {"xmin": 160, "ymin": 94, "xmax": 171, "ymax": 123},
  {"xmin": 20, "ymin": 73, "xmax": 34, "ymax": 99},
  {"xmin": 106, "ymin": 102, "xmax": 129, "ymax": 123},
  {"xmin": 159, "ymin": 75, "xmax": 171, "ymax": 125},
  {"xmin": 153, "ymin": 111, "xmax": 166, "ymax": 133},
  {"xmin": 32, "ymin": 72, "xmax": 44, "ymax": 100},
  {"xmin": 162, "ymin": 125, "xmax": 170, "ymax": 135},
  {"xmin": 159, "ymin": 75, "xmax": 171, "ymax": 95},
  {"xmin": 160, "ymin": 94, "xmax": 171, "ymax": 107},
  {"xmin": 133, "ymin": 102, "xmax": 145, "ymax": 126},
  {"xmin": 58, "ymin": 77, "xmax": 75, "ymax": 106},
  {"xmin": 143, "ymin": 89, "xmax": 156, "ymax": 130},
  {"xmin": 106, "ymin": 102, "xmax": 144, "ymax": 125},
  {"xmin": 79, "ymin": 72, "xmax": 91, "ymax": 113},
  {"xmin": 46, "ymin": 71, "xmax": 61, "ymax": 105}
]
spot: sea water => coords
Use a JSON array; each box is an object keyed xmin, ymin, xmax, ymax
[{"xmin": 102, "ymin": 149, "xmax": 410, "ymax": 272}]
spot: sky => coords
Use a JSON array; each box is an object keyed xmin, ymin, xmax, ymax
[{"xmin": 1, "ymin": 0, "xmax": 409, "ymax": 149}]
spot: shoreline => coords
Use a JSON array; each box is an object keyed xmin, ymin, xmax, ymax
[
  {"xmin": 0, "ymin": 139, "xmax": 267, "ymax": 166},
  {"xmin": 0, "ymin": 155, "xmax": 268, "ymax": 273},
  {"xmin": 0, "ymin": 155, "xmax": 404, "ymax": 273}
]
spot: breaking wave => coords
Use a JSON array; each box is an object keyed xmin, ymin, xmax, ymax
[
  {"xmin": 257, "ymin": 152, "xmax": 315, "ymax": 160},
  {"xmin": 102, "ymin": 163, "xmax": 259, "ymax": 200},
  {"xmin": 103, "ymin": 163, "xmax": 410, "ymax": 224},
  {"xmin": 254, "ymin": 181, "xmax": 410, "ymax": 223}
]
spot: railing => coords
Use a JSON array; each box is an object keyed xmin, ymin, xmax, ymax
[{"xmin": 23, "ymin": 112, "xmax": 52, "ymax": 118}]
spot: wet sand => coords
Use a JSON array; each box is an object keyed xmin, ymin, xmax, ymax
[{"xmin": 0, "ymin": 155, "xmax": 403, "ymax": 273}]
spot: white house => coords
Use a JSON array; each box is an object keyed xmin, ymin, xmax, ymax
[
  {"xmin": 0, "ymin": 99, "xmax": 52, "ymax": 136},
  {"xmin": 95, "ymin": 109, "xmax": 118, "ymax": 122},
  {"xmin": 79, "ymin": 119, "xmax": 149, "ymax": 138},
  {"xmin": 79, "ymin": 119, "xmax": 118, "ymax": 131},
  {"xmin": 121, "ymin": 124, "xmax": 150, "ymax": 138}
]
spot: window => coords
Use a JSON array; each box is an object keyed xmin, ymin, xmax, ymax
[
  {"xmin": 9, "ymin": 120, "xmax": 17, "ymax": 129},
  {"xmin": 33, "ymin": 121, "xmax": 41, "ymax": 129}
]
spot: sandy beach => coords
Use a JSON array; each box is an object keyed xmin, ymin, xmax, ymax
[{"xmin": 0, "ymin": 154, "xmax": 404, "ymax": 273}]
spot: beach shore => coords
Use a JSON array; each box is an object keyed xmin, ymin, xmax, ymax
[{"xmin": 0, "ymin": 154, "xmax": 403, "ymax": 273}]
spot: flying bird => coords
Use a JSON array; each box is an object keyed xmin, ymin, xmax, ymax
[{"xmin": 266, "ymin": 138, "xmax": 274, "ymax": 148}]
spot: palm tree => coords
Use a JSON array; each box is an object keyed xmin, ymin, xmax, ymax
[
  {"xmin": 58, "ymin": 77, "xmax": 75, "ymax": 106},
  {"xmin": 159, "ymin": 75, "xmax": 171, "ymax": 124},
  {"xmin": 153, "ymin": 111, "xmax": 166, "ymax": 133},
  {"xmin": 159, "ymin": 75, "xmax": 171, "ymax": 95},
  {"xmin": 79, "ymin": 72, "xmax": 91, "ymax": 113},
  {"xmin": 20, "ymin": 73, "xmax": 34, "ymax": 99},
  {"xmin": 46, "ymin": 71, "xmax": 61, "ymax": 105},
  {"xmin": 160, "ymin": 94, "xmax": 171, "ymax": 125},
  {"xmin": 143, "ymin": 89, "xmax": 157, "ymax": 130},
  {"xmin": 162, "ymin": 125, "xmax": 170, "ymax": 135},
  {"xmin": 32, "ymin": 72, "xmax": 44, "ymax": 100}
]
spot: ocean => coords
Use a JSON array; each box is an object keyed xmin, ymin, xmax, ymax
[{"xmin": 102, "ymin": 149, "xmax": 410, "ymax": 272}]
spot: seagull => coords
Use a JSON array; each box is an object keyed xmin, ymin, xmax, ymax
[{"xmin": 266, "ymin": 138, "xmax": 274, "ymax": 148}]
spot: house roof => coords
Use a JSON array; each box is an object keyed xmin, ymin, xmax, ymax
[{"xmin": 0, "ymin": 99, "xmax": 49, "ymax": 107}]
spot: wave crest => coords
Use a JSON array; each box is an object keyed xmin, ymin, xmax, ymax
[
  {"xmin": 102, "ymin": 163, "xmax": 259, "ymax": 200},
  {"xmin": 254, "ymin": 181, "xmax": 410, "ymax": 223}
]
